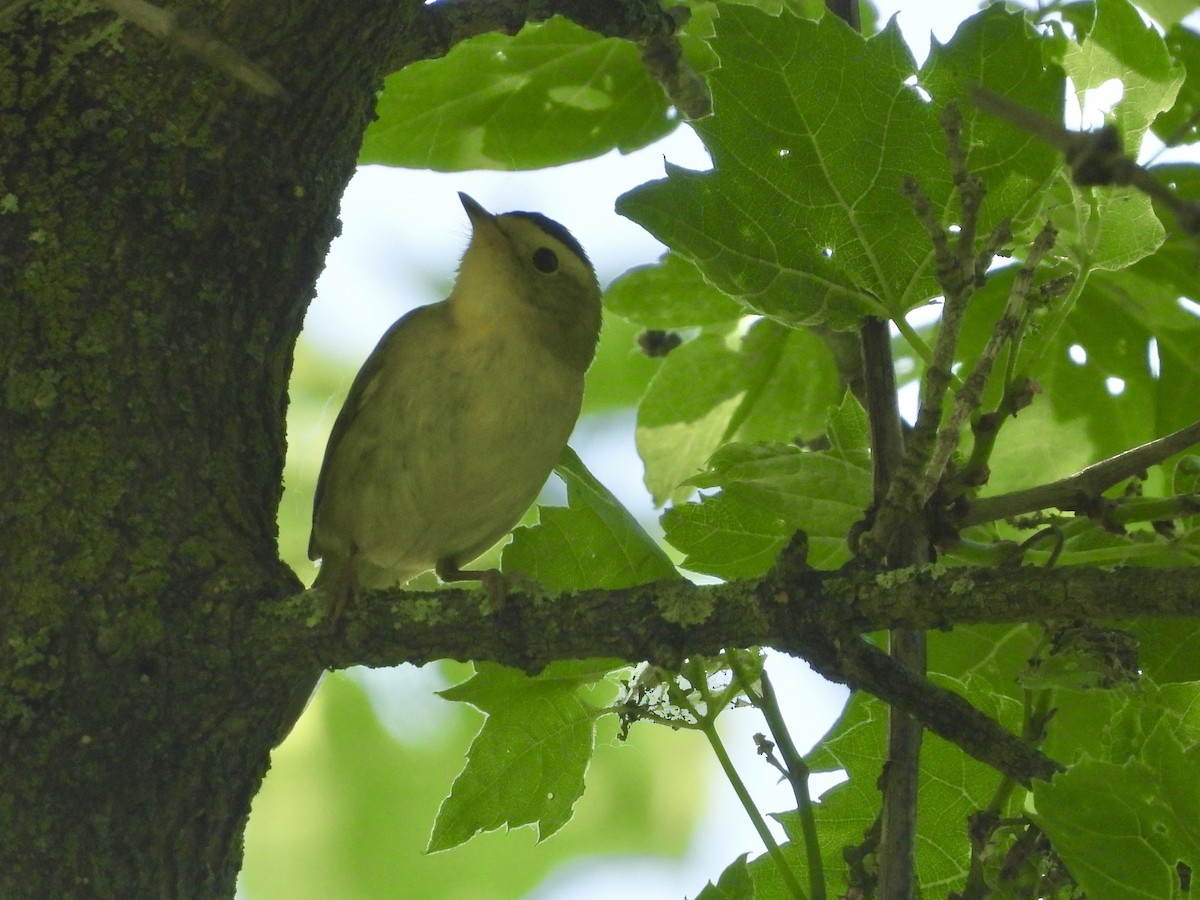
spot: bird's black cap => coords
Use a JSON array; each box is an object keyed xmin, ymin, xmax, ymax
[{"xmin": 458, "ymin": 191, "xmax": 590, "ymax": 268}]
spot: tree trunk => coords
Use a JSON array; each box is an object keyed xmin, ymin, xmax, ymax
[{"xmin": 1, "ymin": 2, "xmax": 417, "ymax": 893}]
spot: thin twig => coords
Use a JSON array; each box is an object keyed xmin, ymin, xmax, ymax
[
  {"xmin": 970, "ymin": 84, "xmax": 1200, "ymax": 234},
  {"xmin": 918, "ymin": 222, "xmax": 1058, "ymax": 502},
  {"xmin": 956, "ymin": 419, "xmax": 1200, "ymax": 526},
  {"xmin": 865, "ymin": 109, "xmax": 1011, "ymax": 563}
]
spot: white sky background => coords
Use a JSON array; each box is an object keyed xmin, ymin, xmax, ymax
[{"xmin": 295, "ymin": 0, "xmax": 1173, "ymax": 896}]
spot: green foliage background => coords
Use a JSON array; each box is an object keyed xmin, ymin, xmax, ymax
[{"xmin": 248, "ymin": 0, "xmax": 1200, "ymax": 897}]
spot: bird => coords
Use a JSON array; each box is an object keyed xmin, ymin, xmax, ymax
[{"xmin": 308, "ymin": 192, "xmax": 602, "ymax": 604}]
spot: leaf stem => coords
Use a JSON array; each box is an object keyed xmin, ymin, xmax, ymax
[
  {"xmin": 699, "ymin": 716, "xmax": 808, "ymax": 900},
  {"xmin": 757, "ymin": 670, "xmax": 827, "ymax": 900},
  {"xmin": 892, "ymin": 313, "xmax": 934, "ymax": 367}
]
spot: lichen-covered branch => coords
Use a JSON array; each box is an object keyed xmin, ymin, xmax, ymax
[{"xmin": 275, "ymin": 564, "xmax": 1200, "ymax": 786}]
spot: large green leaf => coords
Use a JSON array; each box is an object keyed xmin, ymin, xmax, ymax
[
  {"xmin": 920, "ymin": 4, "xmax": 1065, "ymax": 234},
  {"xmin": 636, "ymin": 321, "xmax": 841, "ymax": 503},
  {"xmin": 1063, "ymin": 0, "xmax": 1184, "ymax": 144},
  {"xmin": 953, "ymin": 231, "xmax": 1200, "ymax": 486},
  {"xmin": 429, "ymin": 660, "xmax": 621, "ymax": 851},
  {"xmin": 1153, "ymin": 24, "xmax": 1200, "ymax": 146},
  {"xmin": 361, "ymin": 17, "xmax": 678, "ymax": 171},
  {"xmin": 663, "ymin": 425, "xmax": 872, "ymax": 577},
  {"xmin": 1044, "ymin": 0, "xmax": 1183, "ymax": 273},
  {"xmin": 618, "ymin": 6, "xmax": 951, "ymax": 329},
  {"xmin": 1034, "ymin": 683, "xmax": 1200, "ymax": 900}
]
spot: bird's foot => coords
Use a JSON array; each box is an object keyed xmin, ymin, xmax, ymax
[{"xmin": 435, "ymin": 559, "xmax": 512, "ymax": 611}]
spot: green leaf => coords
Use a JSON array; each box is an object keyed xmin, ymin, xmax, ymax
[
  {"xmin": 743, "ymin": 840, "xmax": 808, "ymax": 900},
  {"xmin": 604, "ymin": 252, "xmax": 743, "ymax": 329},
  {"xmin": 503, "ymin": 447, "xmax": 678, "ymax": 589},
  {"xmin": 1062, "ymin": 0, "xmax": 1184, "ymax": 144},
  {"xmin": 659, "ymin": 489, "xmax": 791, "ymax": 580},
  {"xmin": 637, "ymin": 321, "xmax": 841, "ymax": 503},
  {"xmin": 1137, "ymin": 621, "xmax": 1200, "ymax": 684},
  {"xmin": 1035, "ymin": 0, "xmax": 1184, "ymax": 272},
  {"xmin": 920, "ymin": 5, "xmax": 1065, "ymax": 233},
  {"xmin": 1153, "ymin": 25, "xmax": 1200, "ymax": 146},
  {"xmin": 1061, "ymin": 186, "xmax": 1166, "ymax": 273},
  {"xmin": 1135, "ymin": 0, "xmax": 1197, "ymax": 27},
  {"xmin": 1034, "ymin": 683, "xmax": 1200, "ymax": 899},
  {"xmin": 617, "ymin": 6, "xmax": 951, "ymax": 328},
  {"xmin": 696, "ymin": 852, "xmax": 756, "ymax": 900},
  {"xmin": 429, "ymin": 661, "xmax": 616, "ymax": 851},
  {"xmin": 825, "ymin": 392, "xmax": 870, "ymax": 465},
  {"xmin": 361, "ymin": 17, "xmax": 676, "ymax": 171},
  {"xmin": 663, "ymin": 439, "xmax": 871, "ymax": 576},
  {"xmin": 582, "ymin": 313, "xmax": 663, "ymax": 411},
  {"xmin": 1035, "ymin": 760, "xmax": 1182, "ymax": 899},
  {"xmin": 952, "ymin": 248, "xmax": 1200, "ymax": 492}
]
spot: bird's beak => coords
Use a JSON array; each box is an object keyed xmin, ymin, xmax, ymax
[{"xmin": 459, "ymin": 192, "xmax": 495, "ymax": 227}]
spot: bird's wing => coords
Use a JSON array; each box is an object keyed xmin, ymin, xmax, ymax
[{"xmin": 307, "ymin": 305, "xmax": 440, "ymax": 560}]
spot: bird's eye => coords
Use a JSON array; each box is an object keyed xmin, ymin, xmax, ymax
[{"xmin": 532, "ymin": 247, "xmax": 558, "ymax": 273}]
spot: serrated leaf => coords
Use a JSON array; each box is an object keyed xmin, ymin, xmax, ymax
[
  {"xmin": 503, "ymin": 447, "xmax": 678, "ymax": 589},
  {"xmin": 362, "ymin": 17, "xmax": 676, "ymax": 171},
  {"xmin": 1153, "ymin": 25, "xmax": 1200, "ymax": 146},
  {"xmin": 637, "ymin": 322, "xmax": 841, "ymax": 503},
  {"xmin": 1066, "ymin": 187, "xmax": 1166, "ymax": 273},
  {"xmin": 659, "ymin": 491, "xmax": 792, "ymax": 580},
  {"xmin": 921, "ymin": 5, "xmax": 1065, "ymax": 232},
  {"xmin": 1063, "ymin": 0, "xmax": 1184, "ymax": 144},
  {"xmin": 1016, "ymin": 0, "xmax": 1184, "ymax": 276},
  {"xmin": 664, "ymin": 440, "xmax": 871, "ymax": 575},
  {"xmin": 604, "ymin": 252, "xmax": 743, "ymax": 329},
  {"xmin": 429, "ymin": 661, "xmax": 614, "ymax": 851},
  {"xmin": 617, "ymin": 7, "xmax": 952, "ymax": 329},
  {"xmin": 696, "ymin": 852, "xmax": 756, "ymax": 900},
  {"xmin": 1032, "ymin": 697, "xmax": 1200, "ymax": 900},
  {"xmin": 1034, "ymin": 759, "xmax": 1181, "ymax": 900}
]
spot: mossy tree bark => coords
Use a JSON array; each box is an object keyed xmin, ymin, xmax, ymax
[{"xmin": 0, "ymin": 2, "xmax": 422, "ymax": 894}]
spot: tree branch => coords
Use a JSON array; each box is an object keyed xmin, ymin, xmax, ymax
[
  {"xmin": 825, "ymin": 637, "xmax": 1060, "ymax": 785},
  {"xmin": 957, "ymin": 419, "xmax": 1200, "ymax": 526},
  {"xmin": 270, "ymin": 564, "xmax": 1200, "ymax": 796},
  {"xmin": 970, "ymin": 85, "xmax": 1200, "ymax": 234}
]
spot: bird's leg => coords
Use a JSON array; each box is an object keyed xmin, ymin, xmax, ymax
[
  {"xmin": 329, "ymin": 565, "xmax": 358, "ymax": 625},
  {"xmin": 436, "ymin": 558, "xmax": 508, "ymax": 610},
  {"xmin": 313, "ymin": 553, "xmax": 360, "ymax": 629}
]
